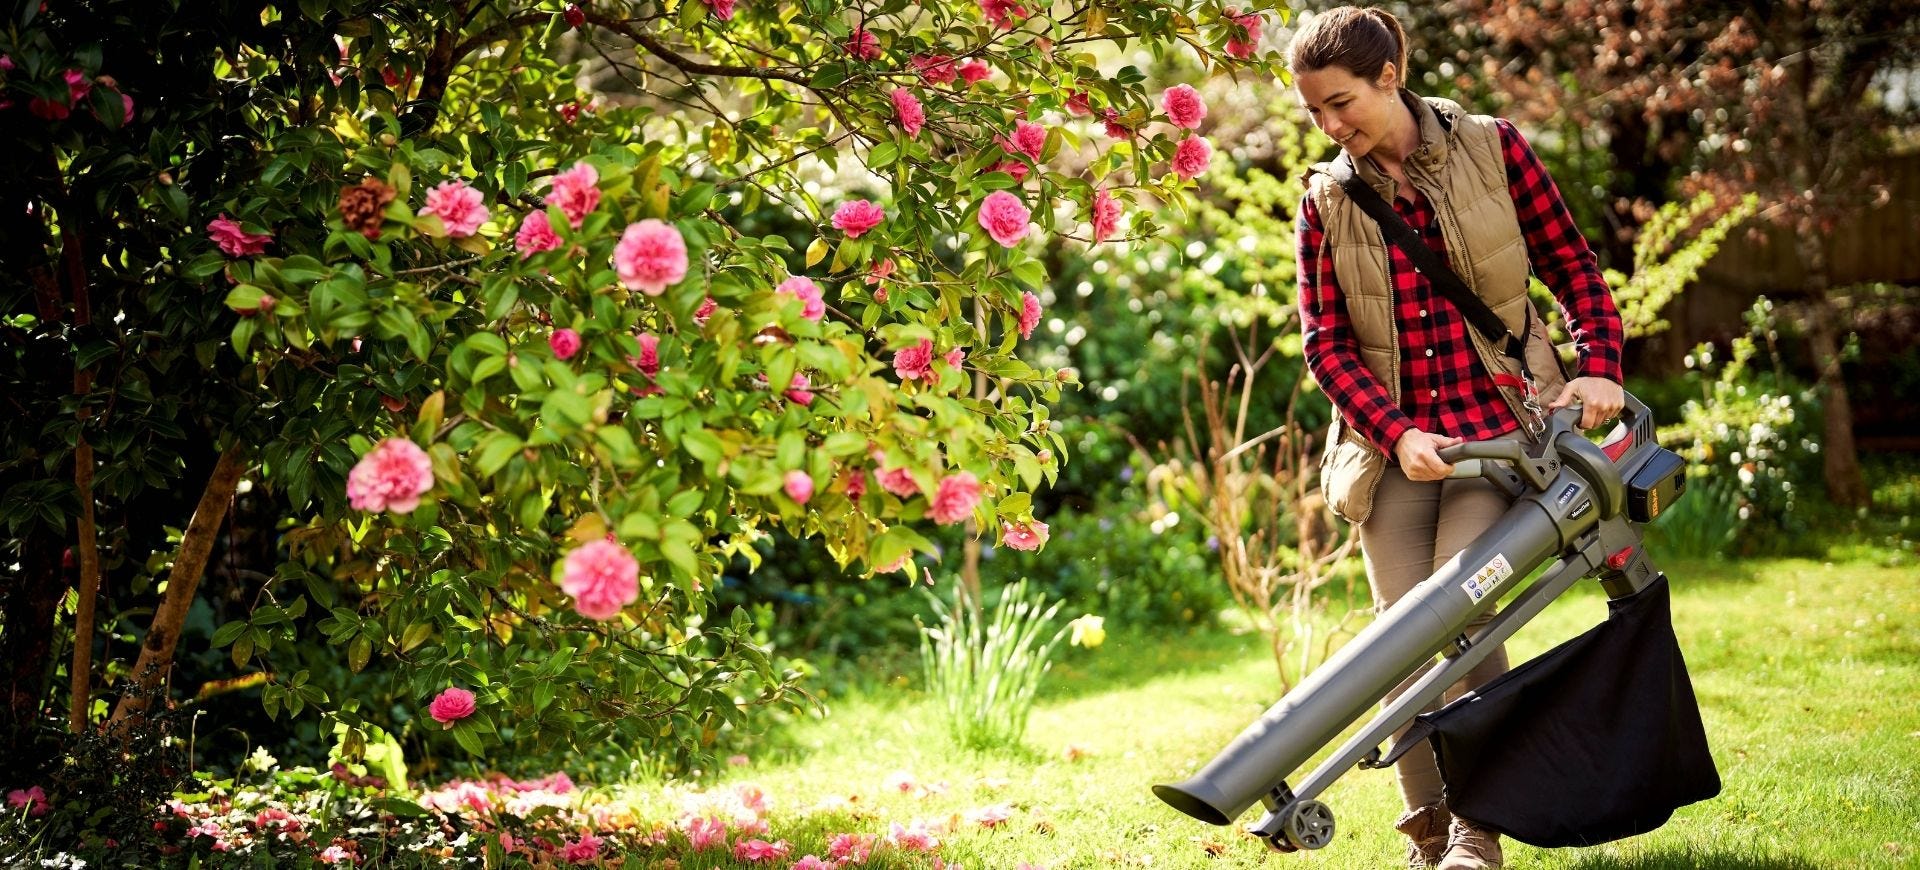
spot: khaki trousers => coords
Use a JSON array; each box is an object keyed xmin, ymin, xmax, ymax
[{"xmin": 1358, "ymin": 458, "xmax": 1515, "ymax": 812}]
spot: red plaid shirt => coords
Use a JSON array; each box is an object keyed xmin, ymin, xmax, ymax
[{"xmin": 1297, "ymin": 119, "xmax": 1623, "ymax": 454}]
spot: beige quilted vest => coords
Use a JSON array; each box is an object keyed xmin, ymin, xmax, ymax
[{"xmin": 1305, "ymin": 91, "xmax": 1568, "ymax": 524}]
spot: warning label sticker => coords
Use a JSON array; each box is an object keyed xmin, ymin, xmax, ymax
[{"xmin": 1461, "ymin": 553, "xmax": 1514, "ymax": 603}]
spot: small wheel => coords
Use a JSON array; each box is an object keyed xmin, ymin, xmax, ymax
[{"xmin": 1282, "ymin": 800, "xmax": 1336, "ymax": 851}]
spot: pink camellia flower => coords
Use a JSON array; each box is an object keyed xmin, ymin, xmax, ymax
[
  {"xmin": 966, "ymin": 802, "xmax": 1016, "ymax": 827},
  {"xmin": 845, "ymin": 28, "xmax": 881, "ymax": 61},
  {"xmin": 65, "ymin": 69, "xmax": 92, "ymax": 103},
  {"xmin": 559, "ymin": 539, "xmax": 640, "ymax": 621},
  {"xmin": 976, "ymin": 191, "xmax": 1031, "ymax": 247},
  {"xmin": 1091, "ymin": 188, "xmax": 1121, "ymax": 244},
  {"xmin": 694, "ymin": 296, "xmax": 720, "ymax": 326},
  {"xmin": 828, "ymin": 833, "xmax": 875, "ymax": 863},
  {"xmin": 514, "ymin": 210, "xmax": 562, "ymax": 257},
  {"xmin": 893, "ymin": 338, "xmax": 934, "ymax": 382},
  {"xmin": 792, "ymin": 856, "xmax": 834, "ymax": 870},
  {"xmin": 979, "ymin": 0, "xmax": 1028, "ymax": 30},
  {"xmin": 912, "ymin": 54, "xmax": 957, "ymax": 85},
  {"xmin": 776, "ymin": 276, "xmax": 826, "ymax": 321},
  {"xmin": 1004, "ymin": 120, "xmax": 1047, "ymax": 162},
  {"xmin": 549, "ymin": 328, "xmax": 581, "ymax": 360},
  {"xmin": 686, "ymin": 816, "xmax": 728, "ymax": 851},
  {"xmin": 958, "ymin": 59, "xmax": 991, "ymax": 85},
  {"xmin": 1224, "ymin": 8, "xmax": 1263, "ymax": 59},
  {"xmin": 728, "ymin": 754, "xmax": 751, "ymax": 767},
  {"xmin": 702, "ymin": 0, "xmax": 735, "ymax": 20},
  {"xmin": 346, "ymin": 437, "xmax": 434, "ymax": 514},
  {"xmin": 784, "ymin": 470, "xmax": 814, "ymax": 504},
  {"xmin": 427, "ymin": 687, "xmax": 477, "ymax": 728},
  {"xmin": 891, "ymin": 88, "xmax": 925, "ymax": 138},
  {"xmin": 561, "ymin": 833, "xmax": 603, "ymax": 865},
  {"xmin": 558, "ymin": 101, "xmax": 582, "ymax": 124},
  {"xmin": 615, "ymin": 219, "xmax": 688, "ymax": 295},
  {"xmin": 733, "ymin": 838, "xmax": 791, "ymax": 863},
  {"xmin": 630, "ymin": 332, "xmax": 662, "ymax": 379},
  {"xmin": 1002, "ymin": 520, "xmax": 1050, "ymax": 551},
  {"xmin": 1172, "ymin": 134, "xmax": 1213, "ymax": 179},
  {"xmin": 832, "ymin": 199, "xmax": 884, "ymax": 238},
  {"xmin": 29, "ymin": 95, "xmax": 70, "ymax": 120},
  {"xmin": 1064, "ymin": 90, "xmax": 1092, "ymax": 116},
  {"xmin": 990, "ymin": 159, "xmax": 1030, "ymax": 183},
  {"xmin": 317, "ymin": 845, "xmax": 351, "ymax": 864},
  {"xmin": 876, "ymin": 463, "xmax": 920, "ymax": 498},
  {"xmin": 930, "ymin": 471, "xmax": 982, "ymax": 525},
  {"xmin": 867, "ymin": 258, "xmax": 896, "ymax": 286},
  {"xmin": 420, "ymin": 179, "xmax": 489, "ymax": 238},
  {"xmin": 116, "ymin": 91, "xmax": 135, "ymax": 125},
  {"xmin": 1018, "ymin": 290, "xmax": 1042, "ymax": 340},
  {"xmin": 886, "ymin": 820, "xmax": 940, "ymax": 852},
  {"xmin": 546, "ymin": 162, "xmax": 601, "ymax": 229},
  {"xmin": 786, "ymin": 371, "xmax": 815, "ymax": 405},
  {"xmin": 944, "ymin": 347, "xmax": 965, "ymax": 370},
  {"xmin": 207, "ymin": 214, "xmax": 271, "ymax": 257},
  {"xmin": 6, "ymin": 786, "xmax": 48, "ymax": 818},
  {"xmin": 1161, "ymin": 83, "xmax": 1207, "ymax": 129}
]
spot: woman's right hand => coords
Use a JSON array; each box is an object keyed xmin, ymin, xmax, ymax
[{"xmin": 1393, "ymin": 429, "xmax": 1464, "ymax": 482}]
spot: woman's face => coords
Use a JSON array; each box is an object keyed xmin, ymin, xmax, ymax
[{"xmin": 1294, "ymin": 63, "xmax": 1401, "ymax": 158}]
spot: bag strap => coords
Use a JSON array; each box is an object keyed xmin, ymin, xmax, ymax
[{"xmin": 1325, "ymin": 154, "xmax": 1535, "ymax": 390}]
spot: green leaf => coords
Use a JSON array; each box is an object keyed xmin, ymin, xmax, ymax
[
  {"xmin": 681, "ymin": 429, "xmax": 724, "ymax": 468},
  {"xmin": 374, "ymin": 797, "xmax": 431, "ymax": 818},
  {"xmin": 662, "ymin": 538, "xmax": 699, "ymax": 580},
  {"xmin": 451, "ymin": 722, "xmax": 486, "ymax": 755},
  {"xmin": 809, "ymin": 62, "xmax": 849, "ymax": 89},
  {"xmin": 349, "ymin": 635, "xmax": 372, "ymax": 673},
  {"xmin": 472, "ymin": 431, "xmax": 523, "ymax": 476},
  {"xmin": 210, "ymin": 620, "xmax": 248, "ymax": 648}
]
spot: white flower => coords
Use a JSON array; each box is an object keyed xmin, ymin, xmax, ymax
[{"xmin": 247, "ymin": 746, "xmax": 279, "ymax": 772}]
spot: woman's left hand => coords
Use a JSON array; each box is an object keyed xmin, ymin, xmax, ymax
[{"xmin": 1548, "ymin": 377, "xmax": 1625, "ymax": 430}]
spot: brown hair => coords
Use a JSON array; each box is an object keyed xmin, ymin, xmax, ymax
[{"xmin": 1286, "ymin": 6, "xmax": 1409, "ymax": 90}]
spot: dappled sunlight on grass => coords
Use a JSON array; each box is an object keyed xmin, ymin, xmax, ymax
[{"xmin": 681, "ymin": 557, "xmax": 1920, "ymax": 867}]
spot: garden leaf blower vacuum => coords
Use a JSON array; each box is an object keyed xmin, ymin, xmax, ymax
[{"xmin": 1154, "ymin": 392, "xmax": 1719, "ymax": 852}]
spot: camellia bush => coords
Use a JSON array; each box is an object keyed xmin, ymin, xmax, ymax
[{"xmin": 2, "ymin": 0, "xmax": 1286, "ymax": 778}]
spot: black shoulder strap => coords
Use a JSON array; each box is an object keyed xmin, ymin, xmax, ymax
[{"xmin": 1326, "ymin": 153, "xmax": 1532, "ymax": 379}]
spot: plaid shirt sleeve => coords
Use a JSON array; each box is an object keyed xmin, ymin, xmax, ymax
[
  {"xmin": 1497, "ymin": 119, "xmax": 1624, "ymax": 382},
  {"xmin": 1297, "ymin": 190, "xmax": 1416, "ymax": 453}
]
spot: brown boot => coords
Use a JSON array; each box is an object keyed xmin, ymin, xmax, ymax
[
  {"xmin": 1392, "ymin": 803, "xmax": 1452, "ymax": 869},
  {"xmin": 1438, "ymin": 815, "xmax": 1504, "ymax": 870}
]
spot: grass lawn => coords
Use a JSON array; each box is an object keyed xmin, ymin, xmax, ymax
[{"xmin": 623, "ymin": 555, "xmax": 1920, "ymax": 868}]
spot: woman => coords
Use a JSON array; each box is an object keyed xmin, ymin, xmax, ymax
[{"xmin": 1288, "ymin": 7, "xmax": 1625, "ymax": 870}]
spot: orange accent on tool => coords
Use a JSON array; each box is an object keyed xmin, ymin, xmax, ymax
[
  {"xmin": 1492, "ymin": 373, "xmax": 1529, "ymax": 392},
  {"xmin": 1602, "ymin": 435, "xmax": 1633, "ymax": 462}
]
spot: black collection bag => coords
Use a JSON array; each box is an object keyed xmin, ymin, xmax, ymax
[{"xmin": 1386, "ymin": 576, "xmax": 1721, "ymax": 847}]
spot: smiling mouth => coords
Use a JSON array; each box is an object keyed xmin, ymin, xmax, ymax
[{"xmin": 1339, "ymin": 132, "xmax": 1361, "ymax": 145}]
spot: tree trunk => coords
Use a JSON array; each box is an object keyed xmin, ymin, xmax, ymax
[
  {"xmin": 64, "ymin": 221, "xmax": 104, "ymax": 734},
  {"xmin": 109, "ymin": 443, "xmax": 247, "ymax": 728},
  {"xmin": 1794, "ymin": 229, "xmax": 1869, "ymax": 509},
  {"xmin": 0, "ymin": 532, "xmax": 66, "ymax": 781}
]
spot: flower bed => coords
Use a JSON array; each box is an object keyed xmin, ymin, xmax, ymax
[{"xmin": 7, "ymin": 761, "xmax": 1052, "ymax": 868}]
